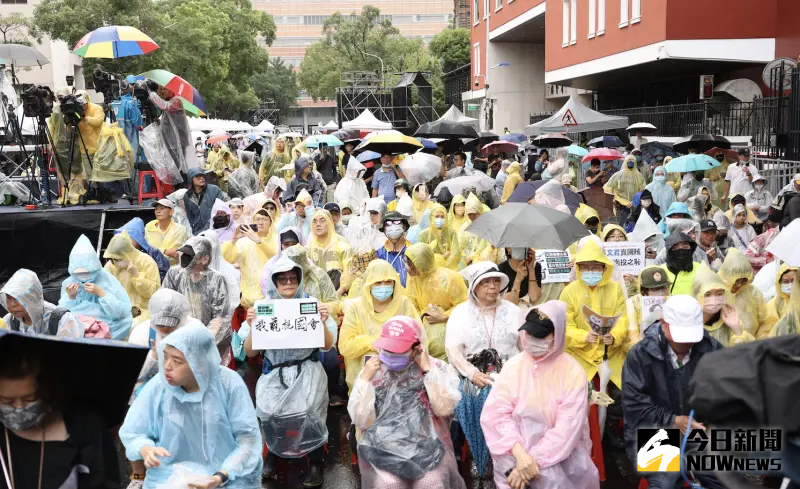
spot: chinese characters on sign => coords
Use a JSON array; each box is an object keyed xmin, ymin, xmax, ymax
[
  {"xmin": 535, "ymin": 249, "xmax": 572, "ymax": 284},
  {"xmin": 684, "ymin": 428, "xmax": 782, "ymax": 471},
  {"xmin": 603, "ymin": 241, "xmax": 646, "ymax": 276},
  {"xmin": 640, "ymin": 296, "xmax": 666, "ymax": 332},
  {"xmin": 251, "ymin": 299, "xmax": 324, "ymax": 350}
]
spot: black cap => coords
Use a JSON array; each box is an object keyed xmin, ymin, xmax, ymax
[
  {"xmin": 738, "ymin": 148, "xmax": 750, "ymax": 156},
  {"xmin": 380, "ymin": 211, "xmax": 409, "ymax": 232},
  {"xmin": 323, "ymin": 202, "xmax": 341, "ymax": 214},
  {"xmin": 699, "ymin": 219, "xmax": 717, "ymax": 231},
  {"xmin": 519, "ymin": 308, "xmax": 555, "ymax": 339}
]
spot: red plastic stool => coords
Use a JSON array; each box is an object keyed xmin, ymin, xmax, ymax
[{"xmin": 138, "ymin": 170, "xmax": 173, "ymax": 204}]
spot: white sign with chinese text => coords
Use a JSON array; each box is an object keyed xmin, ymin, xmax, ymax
[
  {"xmin": 536, "ymin": 249, "xmax": 572, "ymax": 284},
  {"xmin": 603, "ymin": 241, "xmax": 646, "ymax": 276},
  {"xmin": 251, "ymin": 299, "xmax": 324, "ymax": 350},
  {"xmin": 640, "ymin": 296, "xmax": 666, "ymax": 333}
]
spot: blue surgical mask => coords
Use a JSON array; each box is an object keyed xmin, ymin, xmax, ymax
[
  {"xmin": 636, "ymin": 155, "xmax": 642, "ymax": 164},
  {"xmin": 534, "ymin": 162, "xmax": 544, "ymax": 173},
  {"xmin": 581, "ymin": 271, "xmax": 603, "ymax": 286},
  {"xmin": 371, "ymin": 284, "xmax": 394, "ymax": 301},
  {"xmin": 434, "ymin": 218, "xmax": 445, "ymax": 229},
  {"xmin": 510, "ymin": 248, "xmax": 527, "ymax": 260},
  {"xmin": 627, "ymin": 161, "xmax": 635, "ymax": 169},
  {"xmin": 655, "ymin": 173, "xmax": 667, "ymax": 183},
  {"xmin": 379, "ymin": 350, "xmax": 412, "ymax": 371}
]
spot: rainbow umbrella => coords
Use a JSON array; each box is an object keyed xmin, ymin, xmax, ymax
[
  {"xmin": 139, "ymin": 69, "xmax": 207, "ymax": 116},
  {"xmin": 73, "ymin": 26, "xmax": 159, "ymax": 59}
]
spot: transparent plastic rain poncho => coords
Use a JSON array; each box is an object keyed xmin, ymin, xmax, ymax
[
  {"xmin": 628, "ymin": 209, "xmax": 665, "ymax": 268},
  {"xmin": 448, "ymin": 195, "xmax": 470, "ymax": 235},
  {"xmin": 120, "ymin": 324, "xmax": 263, "ymax": 489},
  {"xmin": 255, "ymin": 256, "xmax": 338, "ymax": 458},
  {"xmin": 534, "ymin": 179, "xmax": 570, "ymax": 214},
  {"xmin": 59, "ymin": 235, "xmax": 133, "ymax": 340},
  {"xmin": 603, "ymin": 157, "xmax": 646, "ymax": 206},
  {"xmin": 139, "ymin": 123, "xmax": 184, "ymax": 185},
  {"xmin": 90, "ymin": 122, "xmax": 134, "ymax": 182},
  {"xmin": 228, "ymin": 151, "xmax": 260, "ymax": 199},
  {"xmin": 771, "ymin": 278, "xmax": 800, "ymax": 337},
  {"xmin": 717, "ymin": 248, "xmax": 772, "ymax": 339},
  {"xmin": 500, "ymin": 162, "xmax": 523, "ymax": 204},
  {"xmin": 644, "ymin": 166, "xmax": 677, "ymax": 219},
  {"xmin": 103, "ymin": 232, "xmax": 161, "ymax": 325},
  {"xmin": 150, "ymin": 91, "xmax": 198, "ymax": 173},
  {"xmin": 334, "ymin": 160, "xmax": 371, "ymax": 212},
  {"xmin": 459, "ymin": 194, "xmax": 500, "ymax": 267},
  {"xmin": 766, "ymin": 263, "xmax": 797, "ymax": 325},
  {"xmin": 0, "ymin": 173, "xmax": 32, "ymax": 204},
  {"xmin": 411, "ymin": 185, "xmax": 436, "ymax": 225},
  {"xmin": 690, "ymin": 263, "xmax": 755, "ymax": 347},
  {"xmin": 307, "ymin": 209, "xmax": 354, "ymax": 273},
  {"xmin": 198, "ymin": 230, "xmax": 241, "ymax": 316},
  {"xmin": 418, "ymin": 204, "xmax": 462, "ymax": 270},
  {"xmin": 167, "ymin": 188, "xmax": 195, "ymax": 238},
  {"xmin": 481, "ymin": 300, "xmax": 599, "ymax": 489},
  {"xmin": 347, "ymin": 317, "xmax": 465, "ymax": 489},
  {"xmin": 1, "ymin": 268, "xmax": 83, "ymax": 337},
  {"xmin": 344, "ymin": 197, "xmax": 388, "ymax": 251}
]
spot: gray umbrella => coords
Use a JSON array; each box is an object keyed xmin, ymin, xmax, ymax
[
  {"xmin": 0, "ymin": 44, "xmax": 50, "ymax": 67},
  {"xmin": 465, "ymin": 202, "xmax": 589, "ymax": 249}
]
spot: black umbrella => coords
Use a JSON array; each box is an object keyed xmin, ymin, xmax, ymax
[
  {"xmin": 478, "ymin": 131, "xmax": 499, "ymax": 146},
  {"xmin": 415, "ymin": 120, "xmax": 479, "ymax": 139},
  {"xmin": 0, "ymin": 330, "xmax": 148, "ymax": 427},
  {"xmin": 673, "ymin": 134, "xmax": 731, "ymax": 154},
  {"xmin": 331, "ymin": 129, "xmax": 361, "ymax": 145},
  {"xmin": 533, "ymin": 133, "xmax": 573, "ymax": 148},
  {"xmin": 506, "ymin": 180, "xmax": 584, "ymax": 213}
]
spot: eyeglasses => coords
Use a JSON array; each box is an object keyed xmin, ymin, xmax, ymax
[
  {"xmin": 385, "ymin": 220, "xmax": 403, "ymax": 226},
  {"xmin": 479, "ymin": 278, "xmax": 502, "ymax": 287},
  {"xmin": 276, "ymin": 276, "xmax": 299, "ymax": 285}
]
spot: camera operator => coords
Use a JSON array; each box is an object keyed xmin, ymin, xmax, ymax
[{"xmin": 75, "ymin": 90, "xmax": 105, "ymax": 158}]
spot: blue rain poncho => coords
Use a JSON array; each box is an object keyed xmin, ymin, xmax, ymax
[
  {"xmin": 59, "ymin": 235, "xmax": 133, "ymax": 340},
  {"xmin": 1, "ymin": 269, "xmax": 83, "ymax": 337},
  {"xmin": 255, "ymin": 256, "xmax": 338, "ymax": 458},
  {"xmin": 645, "ymin": 166, "xmax": 677, "ymax": 219},
  {"xmin": 407, "ymin": 209, "xmax": 431, "ymax": 244},
  {"xmin": 658, "ymin": 202, "xmax": 691, "ymax": 235},
  {"xmin": 120, "ymin": 324, "xmax": 263, "ymax": 488},
  {"xmin": 116, "ymin": 218, "xmax": 171, "ymax": 281}
]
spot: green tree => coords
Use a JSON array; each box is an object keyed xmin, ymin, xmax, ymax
[
  {"xmin": 251, "ymin": 57, "xmax": 298, "ymax": 111},
  {"xmin": 429, "ymin": 27, "xmax": 470, "ymax": 73},
  {"xmin": 0, "ymin": 13, "xmax": 39, "ymax": 45}
]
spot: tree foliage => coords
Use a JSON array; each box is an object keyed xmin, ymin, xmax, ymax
[
  {"xmin": 429, "ymin": 28, "xmax": 470, "ymax": 73},
  {"xmin": 251, "ymin": 57, "xmax": 298, "ymax": 111},
  {"xmin": 32, "ymin": 0, "xmax": 283, "ymax": 119},
  {"xmin": 0, "ymin": 13, "xmax": 40, "ymax": 45}
]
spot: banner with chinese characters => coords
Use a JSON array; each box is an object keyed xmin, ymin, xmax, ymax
[
  {"xmin": 603, "ymin": 241, "xmax": 646, "ymax": 276},
  {"xmin": 251, "ymin": 299, "xmax": 324, "ymax": 350},
  {"xmin": 536, "ymin": 249, "xmax": 572, "ymax": 284}
]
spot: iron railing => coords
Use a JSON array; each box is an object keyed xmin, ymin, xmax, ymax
[
  {"xmin": 601, "ymin": 101, "xmax": 754, "ymax": 137},
  {"xmin": 442, "ymin": 64, "xmax": 471, "ymax": 110},
  {"xmin": 752, "ymin": 157, "xmax": 800, "ymax": 196}
]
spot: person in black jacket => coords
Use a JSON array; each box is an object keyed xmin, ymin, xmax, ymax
[
  {"xmin": 314, "ymin": 143, "xmax": 339, "ymax": 204},
  {"xmin": 622, "ymin": 295, "xmax": 725, "ymax": 489}
]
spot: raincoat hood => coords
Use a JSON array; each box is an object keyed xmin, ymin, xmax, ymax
[
  {"xmin": 601, "ymin": 224, "xmax": 628, "ymax": 242},
  {"xmin": 718, "ymin": 248, "xmax": 753, "ymax": 291},
  {"xmin": 364, "ymin": 197, "xmax": 387, "ymax": 222},
  {"xmin": 405, "ymin": 243, "xmax": 436, "ymax": 277},
  {"xmin": 713, "ymin": 212, "xmax": 731, "ymax": 231},
  {"xmin": 448, "ymin": 195, "xmax": 468, "ymax": 229},
  {"xmin": 465, "ymin": 193, "xmax": 483, "ymax": 215},
  {"xmin": 345, "ymin": 160, "xmax": 366, "ymax": 180},
  {"xmin": 691, "ymin": 263, "xmax": 731, "ymax": 314},
  {"xmin": 265, "ymin": 256, "xmax": 306, "ymax": 300},
  {"xmin": 665, "ymin": 202, "xmax": 690, "ymax": 217},
  {"xmin": 575, "ymin": 203, "xmax": 600, "ymax": 227},
  {"xmin": 283, "ymin": 244, "xmax": 316, "ymax": 278},
  {"xmin": 629, "ymin": 209, "xmax": 663, "ymax": 243},
  {"xmin": 158, "ymin": 323, "xmax": 221, "ymax": 403},
  {"xmin": 294, "ymin": 155, "xmax": 312, "ymax": 175},
  {"xmin": 309, "ymin": 209, "xmax": 336, "ymax": 248},
  {"xmin": 68, "ymin": 235, "xmax": 103, "ymax": 277},
  {"xmin": 240, "ymin": 150, "xmax": 255, "ymax": 168},
  {"xmin": 727, "ymin": 193, "xmax": 759, "ymax": 224},
  {"xmin": 0, "ymin": 269, "xmax": 45, "ymax": 329},
  {"xmin": 209, "ymin": 198, "xmax": 236, "ymax": 241},
  {"xmin": 775, "ymin": 264, "xmax": 797, "ymax": 301},
  {"xmin": 534, "ymin": 179, "xmax": 569, "ymax": 213},
  {"xmin": 103, "ymin": 231, "xmax": 140, "ymax": 261},
  {"xmin": 522, "ymin": 300, "xmax": 566, "ymax": 364},
  {"xmin": 187, "ymin": 167, "xmax": 205, "ymax": 181},
  {"xmin": 294, "ymin": 188, "xmax": 313, "ymax": 205},
  {"xmin": 427, "ymin": 203, "xmax": 450, "ymax": 234},
  {"xmin": 507, "ymin": 162, "xmax": 521, "ymax": 176},
  {"xmin": 359, "ymin": 260, "xmax": 406, "ymax": 315},
  {"xmin": 665, "ymin": 231, "xmax": 697, "ymax": 254},
  {"xmin": 279, "ymin": 226, "xmax": 307, "ymax": 246},
  {"xmin": 115, "ymin": 218, "xmax": 151, "ymax": 252},
  {"xmin": 182, "ymin": 236, "xmax": 213, "ymax": 269},
  {"xmin": 573, "ymin": 240, "xmax": 615, "ymax": 287}
]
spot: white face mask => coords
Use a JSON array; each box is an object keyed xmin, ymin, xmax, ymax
[
  {"xmin": 385, "ymin": 223, "xmax": 404, "ymax": 240},
  {"xmin": 781, "ymin": 283, "xmax": 794, "ymax": 295},
  {"xmin": 703, "ymin": 295, "xmax": 725, "ymax": 314},
  {"xmin": 522, "ymin": 334, "xmax": 553, "ymax": 358},
  {"xmin": 755, "ymin": 184, "xmax": 765, "ymax": 191},
  {"xmin": 341, "ymin": 214, "xmax": 352, "ymax": 224},
  {"xmin": 117, "ymin": 260, "xmax": 130, "ymax": 269},
  {"xmin": 641, "ymin": 199, "xmax": 652, "ymax": 208}
]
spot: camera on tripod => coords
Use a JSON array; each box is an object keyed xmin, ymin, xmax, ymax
[
  {"xmin": 92, "ymin": 69, "xmax": 121, "ymax": 103},
  {"xmin": 59, "ymin": 93, "xmax": 85, "ymax": 126},
  {"xmin": 21, "ymin": 85, "xmax": 55, "ymax": 118},
  {"xmin": 133, "ymin": 79, "xmax": 159, "ymax": 122}
]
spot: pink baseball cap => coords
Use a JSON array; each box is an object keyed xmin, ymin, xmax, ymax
[{"xmin": 373, "ymin": 316, "xmax": 422, "ymax": 353}]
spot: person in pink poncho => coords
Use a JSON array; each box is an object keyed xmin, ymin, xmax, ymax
[{"xmin": 480, "ymin": 300, "xmax": 599, "ymax": 489}]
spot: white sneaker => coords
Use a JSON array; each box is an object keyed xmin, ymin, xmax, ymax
[{"xmin": 126, "ymin": 479, "xmax": 144, "ymax": 489}]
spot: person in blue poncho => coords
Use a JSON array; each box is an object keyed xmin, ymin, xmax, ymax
[
  {"xmin": 184, "ymin": 167, "xmax": 227, "ymax": 235},
  {"xmin": 120, "ymin": 324, "xmax": 263, "ymax": 489},
  {"xmin": 59, "ymin": 235, "xmax": 133, "ymax": 340},
  {"xmin": 116, "ymin": 217, "xmax": 171, "ymax": 281},
  {"xmin": 658, "ymin": 201, "xmax": 692, "ymax": 235},
  {"xmin": 645, "ymin": 166, "xmax": 677, "ymax": 219}
]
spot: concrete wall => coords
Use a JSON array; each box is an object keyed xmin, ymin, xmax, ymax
[{"xmin": 486, "ymin": 42, "xmax": 548, "ymax": 132}]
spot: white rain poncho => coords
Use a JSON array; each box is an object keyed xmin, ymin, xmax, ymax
[
  {"xmin": 228, "ymin": 151, "xmax": 260, "ymax": 199},
  {"xmin": 334, "ymin": 160, "xmax": 371, "ymax": 212},
  {"xmin": 344, "ymin": 197, "xmax": 387, "ymax": 250},
  {"xmin": 1, "ymin": 269, "xmax": 83, "ymax": 337},
  {"xmin": 167, "ymin": 188, "xmax": 195, "ymax": 238},
  {"xmin": 644, "ymin": 166, "xmax": 677, "ymax": 219},
  {"xmin": 628, "ymin": 210, "xmax": 665, "ymax": 267},
  {"xmin": 198, "ymin": 230, "xmax": 242, "ymax": 316},
  {"xmin": 347, "ymin": 317, "xmax": 465, "ymax": 489},
  {"xmin": 120, "ymin": 324, "xmax": 263, "ymax": 488},
  {"xmin": 534, "ymin": 179, "xmax": 570, "ymax": 214},
  {"xmin": 255, "ymin": 257, "xmax": 338, "ymax": 458}
]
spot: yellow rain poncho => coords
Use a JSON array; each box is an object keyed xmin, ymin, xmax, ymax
[
  {"xmin": 91, "ymin": 123, "xmax": 134, "ymax": 182},
  {"xmin": 145, "ymin": 219, "xmax": 189, "ymax": 266},
  {"xmin": 568, "ymin": 204, "xmax": 601, "ymax": 256},
  {"xmin": 404, "ymin": 243, "xmax": 468, "ymax": 361},
  {"xmin": 259, "ymin": 136, "xmax": 292, "ymax": 186},
  {"xmin": 411, "ymin": 185, "xmax": 435, "ymax": 225},
  {"xmin": 249, "ymin": 210, "xmax": 280, "ymax": 266},
  {"xmin": 500, "ymin": 162, "xmax": 523, "ymax": 204},
  {"xmin": 221, "ymin": 237, "xmax": 263, "ymax": 309},
  {"xmin": 559, "ymin": 240, "xmax": 628, "ymax": 388},
  {"xmin": 601, "ymin": 224, "xmax": 639, "ymax": 297},
  {"xmin": 691, "ymin": 263, "xmax": 755, "ymax": 347},
  {"xmin": 448, "ymin": 195, "xmax": 470, "ymax": 234},
  {"xmin": 78, "ymin": 95, "xmax": 105, "ymax": 156},
  {"xmin": 338, "ymin": 260, "xmax": 420, "ymax": 392},
  {"xmin": 771, "ymin": 279, "xmax": 800, "ymax": 337},
  {"xmin": 725, "ymin": 193, "xmax": 761, "ymax": 225},
  {"xmin": 307, "ymin": 210, "xmax": 353, "ymax": 273},
  {"xmin": 459, "ymin": 194, "xmax": 500, "ymax": 267},
  {"xmin": 766, "ymin": 264, "xmax": 797, "ymax": 328},
  {"xmin": 211, "ymin": 146, "xmax": 240, "ymax": 192},
  {"xmin": 707, "ymin": 155, "xmax": 728, "ymax": 209},
  {"xmin": 418, "ymin": 203, "xmax": 462, "ymax": 270},
  {"xmin": 206, "ymin": 147, "xmax": 222, "ymax": 170},
  {"xmin": 717, "ymin": 248, "xmax": 771, "ymax": 339},
  {"xmin": 603, "ymin": 156, "xmax": 646, "ymax": 208},
  {"xmin": 103, "ymin": 231, "xmax": 160, "ymax": 325}
]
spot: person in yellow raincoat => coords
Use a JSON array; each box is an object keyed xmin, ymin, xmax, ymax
[
  {"xmin": 307, "ymin": 209, "xmax": 353, "ymax": 275},
  {"xmin": 559, "ymin": 239, "xmax": 628, "ymax": 391},
  {"xmin": 568, "ymin": 204, "xmax": 602, "ymax": 256},
  {"xmin": 259, "ymin": 136, "xmax": 292, "ymax": 186},
  {"xmin": 770, "ymin": 278, "xmax": 800, "ymax": 337},
  {"xmin": 603, "ymin": 155, "xmax": 646, "ymax": 224},
  {"xmin": 211, "ymin": 146, "xmax": 240, "ymax": 192},
  {"xmin": 601, "ymin": 223, "xmax": 640, "ymax": 297},
  {"xmin": 766, "ymin": 264, "xmax": 797, "ymax": 327},
  {"xmin": 338, "ymin": 260, "xmax": 420, "ymax": 393},
  {"xmin": 459, "ymin": 193, "xmax": 501, "ymax": 267},
  {"xmin": 411, "ymin": 183, "xmax": 435, "ymax": 225},
  {"xmin": 663, "ymin": 156, "xmax": 682, "ymax": 193},
  {"xmin": 404, "ymin": 243, "xmax": 468, "ymax": 361},
  {"xmin": 418, "ymin": 203, "xmax": 462, "ymax": 270},
  {"xmin": 77, "ymin": 90, "xmax": 105, "ymax": 157},
  {"xmin": 206, "ymin": 144, "xmax": 222, "ymax": 170},
  {"xmin": 500, "ymin": 162, "xmax": 523, "ymax": 204},
  {"xmin": 717, "ymin": 248, "xmax": 771, "ymax": 339},
  {"xmin": 448, "ymin": 194, "xmax": 470, "ymax": 233},
  {"xmin": 103, "ymin": 231, "xmax": 160, "ymax": 326},
  {"xmin": 222, "ymin": 209, "xmax": 280, "ymax": 307},
  {"xmin": 708, "ymin": 152, "xmax": 729, "ymax": 209},
  {"xmin": 691, "ymin": 263, "xmax": 754, "ymax": 347}
]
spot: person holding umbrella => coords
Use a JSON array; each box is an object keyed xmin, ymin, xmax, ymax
[{"xmin": 372, "ymin": 153, "xmax": 406, "ymax": 204}]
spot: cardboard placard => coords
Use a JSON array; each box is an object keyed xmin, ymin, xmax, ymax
[
  {"xmin": 251, "ymin": 299, "xmax": 324, "ymax": 350},
  {"xmin": 640, "ymin": 296, "xmax": 666, "ymax": 332},
  {"xmin": 603, "ymin": 241, "xmax": 646, "ymax": 275},
  {"xmin": 536, "ymin": 249, "xmax": 572, "ymax": 284},
  {"xmin": 582, "ymin": 305, "xmax": 621, "ymax": 336}
]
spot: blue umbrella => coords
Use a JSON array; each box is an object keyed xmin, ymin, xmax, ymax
[
  {"xmin": 305, "ymin": 134, "xmax": 343, "ymax": 148},
  {"xmin": 416, "ymin": 137, "xmax": 438, "ymax": 149},
  {"xmin": 500, "ymin": 133, "xmax": 527, "ymax": 144},
  {"xmin": 588, "ymin": 135, "xmax": 623, "ymax": 148},
  {"xmin": 568, "ymin": 145, "xmax": 589, "ymax": 157},
  {"xmin": 356, "ymin": 151, "xmax": 381, "ymax": 163},
  {"xmin": 455, "ymin": 380, "xmax": 491, "ymax": 477},
  {"xmin": 664, "ymin": 154, "xmax": 720, "ymax": 173}
]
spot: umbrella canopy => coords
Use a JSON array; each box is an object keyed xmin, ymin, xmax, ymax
[
  {"xmin": 305, "ymin": 134, "xmax": 343, "ymax": 148},
  {"xmin": 356, "ymin": 151, "xmax": 382, "ymax": 163},
  {"xmin": 581, "ymin": 148, "xmax": 624, "ymax": 163},
  {"xmin": 433, "ymin": 171, "xmax": 495, "ymax": 198},
  {"xmin": 664, "ymin": 154, "xmax": 720, "ymax": 173},
  {"xmin": 506, "ymin": 180, "xmax": 584, "ymax": 213},
  {"xmin": 207, "ymin": 134, "xmax": 230, "ymax": 145},
  {"xmin": 466, "ymin": 202, "xmax": 589, "ymax": 249},
  {"xmin": 588, "ymin": 135, "xmax": 624, "ymax": 148},
  {"xmin": 641, "ymin": 141, "xmax": 676, "ymax": 158},
  {"xmin": 704, "ymin": 147, "xmax": 739, "ymax": 161},
  {"xmin": 414, "ymin": 119, "xmax": 479, "ymax": 139},
  {"xmin": 0, "ymin": 44, "xmax": 49, "ymax": 67},
  {"xmin": 73, "ymin": 26, "xmax": 159, "ymax": 58},
  {"xmin": 766, "ymin": 219, "xmax": 800, "ymax": 267},
  {"xmin": 481, "ymin": 141, "xmax": 518, "ymax": 155},
  {"xmin": 331, "ymin": 128, "xmax": 361, "ymax": 144},
  {"xmin": 399, "ymin": 152, "xmax": 442, "ymax": 186},
  {"xmin": 500, "ymin": 133, "xmax": 527, "ymax": 144},
  {"xmin": 478, "ymin": 131, "xmax": 499, "ymax": 146},
  {"xmin": 416, "ymin": 138, "xmax": 438, "ymax": 150},
  {"xmin": 355, "ymin": 132, "xmax": 423, "ymax": 155},
  {"xmin": 0, "ymin": 330, "xmax": 148, "ymax": 427},
  {"xmin": 140, "ymin": 69, "xmax": 207, "ymax": 116},
  {"xmin": 673, "ymin": 134, "xmax": 732, "ymax": 154},
  {"xmin": 568, "ymin": 145, "xmax": 589, "ymax": 157},
  {"xmin": 533, "ymin": 133, "xmax": 573, "ymax": 148},
  {"xmin": 626, "ymin": 122, "xmax": 658, "ymax": 134}
]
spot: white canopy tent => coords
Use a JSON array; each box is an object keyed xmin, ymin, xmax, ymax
[
  {"xmin": 525, "ymin": 95, "xmax": 629, "ymax": 136},
  {"xmin": 322, "ymin": 120, "xmax": 339, "ymax": 130},
  {"xmin": 438, "ymin": 105, "xmax": 479, "ymax": 130},
  {"xmin": 342, "ymin": 109, "xmax": 392, "ymax": 131},
  {"xmin": 188, "ymin": 118, "xmax": 254, "ymax": 132},
  {"xmin": 255, "ymin": 119, "xmax": 275, "ymax": 131}
]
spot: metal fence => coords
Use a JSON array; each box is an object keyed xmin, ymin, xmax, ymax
[
  {"xmin": 600, "ymin": 101, "xmax": 754, "ymax": 137},
  {"xmin": 753, "ymin": 157, "xmax": 800, "ymax": 196},
  {"xmin": 442, "ymin": 64, "xmax": 471, "ymax": 111}
]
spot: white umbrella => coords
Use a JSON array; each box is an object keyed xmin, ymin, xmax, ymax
[
  {"xmin": 626, "ymin": 122, "xmax": 658, "ymax": 134},
  {"xmin": 766, "ymin": 219, "xmax": 800, "ymax": 266},
  {"xmin": 399, "ymin": 153, "xmax": 442, "ymax": 187},
  {"xmin": 433, "ymin": 171, "xmax": 495, "ymax": 198}
]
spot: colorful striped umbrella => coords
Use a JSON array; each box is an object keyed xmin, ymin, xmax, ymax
[
  {"xmin": 139, "ymin": 69, "xmax": 207, "ymax": 117},
  {"xmin": 73, "ymin": 26, "xmax": 159, "ymax": 59}
]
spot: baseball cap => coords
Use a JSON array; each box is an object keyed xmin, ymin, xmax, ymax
[
  {"xmin": 738, "ymin": 148, "xmax": 750, "ymax": 156},
  {"xmin": 639, "ymin": 266, "xmax": 670, "ymax": 289},
  {"xmin": 151, "ymin": 309, "xmax": 183, "ymax": 328},
  {"xmin": 151, "ymin": 198, "xmax": 175, "ymax": 209},
  {"xmin": 662, "ymin": 295, "xmax": 704, "ymax": 343},
  {"xmin": 373, "ymin": 316, "xmax": 422, "ymax": 354},
  {"xmin": 519, "ymin": 308, "xmax": 555, "ymax": 339},
  {"xmin": 699, "ymin": 219, "xmax": 717, "ymax": 232},
  {"xmin": 323, "ymin": 202, "xmax": 341, "ymax": 214}
]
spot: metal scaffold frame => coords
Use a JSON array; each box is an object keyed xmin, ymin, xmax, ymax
[{"xmin": 249, "ymin": 99, "xmax": 280, "ymax": 126}]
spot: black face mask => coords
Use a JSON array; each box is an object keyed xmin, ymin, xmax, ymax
[
  {"xmin": 587, "ymin": 226, "xmax": 598, "ymax": 234},
  {"xmin": 716, "ymin": 234, "xmax": 727, "ymax": 244},
  {"xmin": 694, "ymin": 172, "xmax": 704, "ymax": 181},
  {"xmin": 180, "ymin": 249, "xmax": 196, "ymax": 268},
  {"xmin": 716, "ymin": 156, "xmax": 725, "ymax": 163},
  {"xmin": 213, "ymin": 215, "xmax": 230, "ymax": 229},
  {"xmin": 667, "ymin": 248, "xmax": 693, "ymax": 272}
]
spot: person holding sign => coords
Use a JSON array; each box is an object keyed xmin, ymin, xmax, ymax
[
  {"xmin": 601, "ymin": 224, "xmax": 640, "ymax": 297},
  {"xmin": 690, "ymin": 264, "xmax": 754, "ymax": 347},
  {"xmin": 625, "ymin": 266, "xmax": 670, "ymax": 349},
  {"xmin": 244, "ymin": 256, "xmax": 337, "ymax": 487}
]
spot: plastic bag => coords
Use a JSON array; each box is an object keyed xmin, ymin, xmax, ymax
[
  {"xmin": 91, "ymin": 123, "xmax": 134, "ymax": 182},
  {"xmin": 154, "ymin": 462, "xmax": 216, "ymax": 489},
  {"xmin": 0, "ymin": 173, "xmax": 32, "ymax": 204},
  {"xmin": 139, "ymin": 124, "xmax": 183, "ymax": 184}
]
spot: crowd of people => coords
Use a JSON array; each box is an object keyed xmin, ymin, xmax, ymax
[{"xmin": 1, "ymin": 132, "xmax": 799, "ymax": 489}]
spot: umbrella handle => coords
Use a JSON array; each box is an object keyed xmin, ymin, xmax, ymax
[{"xmin": 603, "ymin": 345, "xmax": 608, "ymax": 361}]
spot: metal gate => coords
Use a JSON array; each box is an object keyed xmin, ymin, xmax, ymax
[{"xmin": 787, "ymin": 70, "xmax": 800, "ymax": 160}]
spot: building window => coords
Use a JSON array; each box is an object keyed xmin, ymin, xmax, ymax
[
  {"xmin": 562, "ymin": 0, "xmax": 569, "ymax": 47},
  {"xmin": 484, "ymin": 0, "xmax": 489, "ymax": 19},
  {"xmin": 570, "ymin": 0, "xmax": 577, "ymax": 44},
  {"xmin": 598, "ymin": 0, "xmax": 605, "ymax": 34},
  {"xmin": 0, "ymin": 0, "xmax": 27, "ymax": 3},
  {"xmin": 303, "ymin": 15, "xmax": 330, "ymax": 25},
  {"xmin": 473, "ymin": 43, "xmax": 480, "ymax": 77},
  {"xmin": 631, "ymin": 0, "xmax": 641, "ymax": 23},
  {"xmin": 588, "ymin": 0, "xmax": 596, "ymax": 38},
  {"xmin": 474, "ymin": 0, "xmax": 480, "ymax": 24},
  {"xmin": 619, "ymin": 0, "xmax": 628, "ymax": 27},
  {"xmin": 495, "ymin": 0, "xmax": 502, "ymax": 11}
]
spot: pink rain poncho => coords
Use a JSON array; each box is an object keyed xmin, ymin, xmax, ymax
[{"xmin": 480, "ymin": 300, "xmax": 599, "ymax": 489}]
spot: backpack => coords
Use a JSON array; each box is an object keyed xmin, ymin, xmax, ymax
[{"xmin": 9, "ymin": 307, "xmax": 68, "ymax": 335}]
